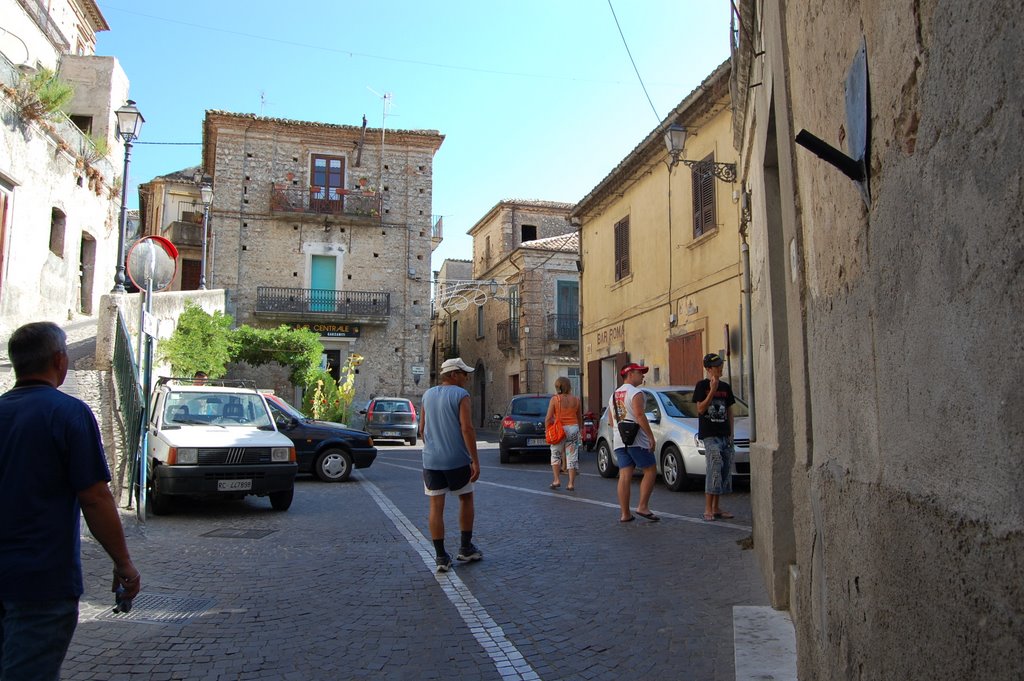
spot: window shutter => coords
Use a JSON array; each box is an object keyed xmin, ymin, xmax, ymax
[
  {"xmin": 613, "ymin": 217, "xmax": 630, "ymax": 280},
  {"xmin": 692, "ymin": 153, "xmax": 717, "ymax": 237}
]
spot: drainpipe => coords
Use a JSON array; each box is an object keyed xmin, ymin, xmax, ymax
[
  {"xmin": 740, "ymin": 235, "xmax": 756, "ymax": 442},
  {"xmin": 575, "ymin": 217, "xmax": 584, "ymax": 405}
]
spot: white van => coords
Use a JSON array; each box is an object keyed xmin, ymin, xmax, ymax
[{"xmin": 147, "ymin": 378, "xmax": 297, "ymax": 514}]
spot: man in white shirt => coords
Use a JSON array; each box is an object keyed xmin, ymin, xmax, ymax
[{"xmin": 607, "ymin": 363, "xmax": 658, "ymax": 523}]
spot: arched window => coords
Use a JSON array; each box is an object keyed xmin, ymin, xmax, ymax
[{"xmin": 50, "ymin": 208, "xmax": 66, "ymax": 257}]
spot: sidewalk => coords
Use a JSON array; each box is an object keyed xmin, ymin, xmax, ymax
[{"xmin": 0, "ymin": 315, "xmax": 100, "ymax": 393}]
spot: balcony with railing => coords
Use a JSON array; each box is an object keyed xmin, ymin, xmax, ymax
[
  {"xmin": 497, "ymin": 318, "xmax": 519, "ymax": 351},
  {"xmin": 165, "ymin": 201, "xmax": 205, "ymax": 247},
  {"xmin": 269, "ymin": 183, "xmax": 382, "ymax": 222},
  {"xmin": 255, "ymin": 287, "xmax": 390, "ymax": 324},
  {"xmin": 547, "ymin": 314, "xmax": 579, "ymax": 344}
]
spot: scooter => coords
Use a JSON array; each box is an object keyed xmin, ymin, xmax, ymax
[{"xmin": 581, "ymin": 411, "xmax": 597, "ymax": 451}]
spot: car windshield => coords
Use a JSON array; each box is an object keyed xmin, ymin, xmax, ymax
[
  {"xmin": 511, "ymin": 397, "xmax": 550, "ymax": 417},
  {"xmin": 163, "ymin": 392, "xmax": 273, "ymax": 427},
  {"xmin": 658, "ymin": 390, "xmax": 750, "ymax": 418},
  {"xmin": 268, "ymin": 395, "xmax": 304, "ymax": 420}
]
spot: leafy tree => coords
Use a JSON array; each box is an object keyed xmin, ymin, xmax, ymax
[
  {"xmin": 231, "ymin": 324, "xmax": 322, "ymax": 386},
  {"xmin": 159, "ymin": 302, "xmax": 235, "ymax": 377},
  {"xmin": 161, "ymin": 310, "xmax": 369, "ymax": 420}
]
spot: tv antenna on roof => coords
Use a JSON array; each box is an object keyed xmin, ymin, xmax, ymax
[
  {"xmin": 366, "ymin": 87, "xmax": 396, "ymax": 192},
  {"xmin": 259, "ymin": 90, "xmax": 276, "ymax": 116}
]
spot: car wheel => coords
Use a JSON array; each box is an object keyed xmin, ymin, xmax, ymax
[
  {"xmin": 499, "ymin": 446, "xmax": 511, "ymax": 464},
  {"xmin": 149, "ymin": 473, "xmax": 173, "ymax": 516},
  {"xmin": 661, "ymin": 444, "xmax": 691, "ymax": 492},
  {"xmin": 269, "ymin": 488, "xmax": 294, "ymax": 511},
  {"xmin": 315, "ymin": 448, "xmax": 352, "ymax": 482},
  {"xmin": 407, "ymin": 436, "xmax": 417, "ymax": 446},
  {"xmin": 596, "ymin": 440, "xmax": 618, "ymax": 478}
]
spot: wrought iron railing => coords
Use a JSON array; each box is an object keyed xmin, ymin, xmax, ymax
[
  {"xmin": 255, "ymin": 287, "xmax": 390, "ymax": 318},
  {"xmin": 176, "ymin": 201, "xmax": 206, "ymax": 225},
  {"xmin": 269, "ymin": 183, "xmax": 382, "ymax": 218},
  {"xmin": 112, "ymin": 310, "xmax": 144, "ymax": 508},
  {"xmin": 497, "ymin": 318, "xmax": 519, "ymax": 351},
  {"xmin": 547, "ymin": 314, "xmax": 579, "ymax": 342}
]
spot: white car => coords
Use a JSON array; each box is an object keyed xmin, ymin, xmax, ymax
[
  {"xmin": 594, "ymin": 385, "xmax": 751, "ymax": 491},
  {"xmin": 147, "ymin": 378, "xmax": 297, "ymax": 514}
]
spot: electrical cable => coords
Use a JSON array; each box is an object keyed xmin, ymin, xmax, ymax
[{"xmin": 606, "ymin": 0, "xmax": 662, "ymax": 124}]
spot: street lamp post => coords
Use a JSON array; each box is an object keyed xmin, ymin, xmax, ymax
[
  {"xmin": 198, "ymin": 182, "xmax": 213, "ymax": 289},
  {"xmin": 111, "ymin": 100, "xmax": 144, "ymax": 293}
]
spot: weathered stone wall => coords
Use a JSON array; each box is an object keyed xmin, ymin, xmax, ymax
[
  {"xmin": 738, "ymin": 1, "xmax": 1024, "ymax": 678},
  {"xmin": 204, "ymin": 114, "xmax": 441, "ymax": 411},
  {"xmin": 0, "ymin": 98, "xmax": 120, "ymax": 337}
]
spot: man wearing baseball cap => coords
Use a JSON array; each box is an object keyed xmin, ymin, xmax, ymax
[
  {"xmin": 692, "ymin": 353, "xmax": 737, "ymax": 521},
  {"xmin": 418, "ymin": 358, "xmax": 482, "ymax": 572},
  {"xmin": 607, "ymin": 362, "xmax": 659, "ymax": 522}
]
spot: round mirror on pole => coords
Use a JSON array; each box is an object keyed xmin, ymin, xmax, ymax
[{"xmin": 126, "ymin": 236, "xmax": 179, "ymax": 292}]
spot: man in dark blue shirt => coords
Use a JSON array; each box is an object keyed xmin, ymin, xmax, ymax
[
  {"xmin": 0, "ymin": 322, "xmax": 140, "ymax": 680},
  {"xmin": 693, "ymin": 353, "xmax": 737, "ymax": 522}
]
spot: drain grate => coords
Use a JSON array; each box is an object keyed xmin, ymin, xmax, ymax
[
  {"xmin": 201, "ymin": 528, "xmax": 276, "ymax": 539},
  {"xmin": 96, "ymin": 592, "xmax": 216, "ymax": 624}
]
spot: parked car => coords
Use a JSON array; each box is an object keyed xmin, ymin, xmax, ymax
[
  {"xmin": 146, "ymin": 378, "xmax": 297, "ymax": 515},
  {"xmin": 359, "ymin": 397, "xmax": 419, "ymax": 445},
  {"xmin": 263, "ymin": 393, "xmax": 377, "ymax": 482},
  {"xmin": 593, "ymin": 386, "xmax": 751, "ymax": 491},
  {"xmin": 497, "ymin": 394, "xmax": 554, "ymax": 463}
]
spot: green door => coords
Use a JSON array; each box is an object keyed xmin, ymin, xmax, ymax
[{"xmin": 311, "ymin": 255, "xmax": 336, "ymax": 312}]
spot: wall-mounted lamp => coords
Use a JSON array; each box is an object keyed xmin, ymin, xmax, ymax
[{"xmin": 664, "ymin": 124, "xmax": 737, "ymax": 183}]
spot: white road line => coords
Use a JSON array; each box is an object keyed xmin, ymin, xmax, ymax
[
  {"xmin": 373, "ymin": 460, "xmax": 751, "ymax": 531},
  {"xmin": 361, "ymin": 479, "xmax": 541, "ymax": 681}
]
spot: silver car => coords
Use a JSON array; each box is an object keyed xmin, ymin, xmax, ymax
[{"xmin": 594, "ymin": 385, "xmax": 751, "ymax": 491}]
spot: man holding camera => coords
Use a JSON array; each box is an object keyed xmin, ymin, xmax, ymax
[
  {"xmin": 0, "ymin": 322, "xmax": 140, "ymax": 680},
  {"xmin": 693, "ymin": 352, "xmax": 737, "ymax": 521}
]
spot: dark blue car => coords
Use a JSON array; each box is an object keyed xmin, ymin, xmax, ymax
[{"xmin": 264, "ymin": 393, "xmax": 377, "ymax": 482}]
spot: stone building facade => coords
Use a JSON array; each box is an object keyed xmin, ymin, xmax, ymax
[
  {"xmin": 433, "ymin": 200, "xmax": 577, "ymax": 426},
  {"xmin": 571, "ymin": 62, "xmax": 745, "ymax": 415},
  {"xmin": 138, "ymin": 166, "xmax": 208, "ymax": 291},
  {"xmin": 0, "ymin": 0, "xmax": 128, "ymax": 336},
  {"xmin": 731, "ymin": 1, "xmax": 1023, "ymax": 679},
  {"xmin": 200, "ymin": 110, "xmax": 443, "ymax": 410}
]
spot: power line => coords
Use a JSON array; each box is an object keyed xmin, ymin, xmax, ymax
[
  {"xmin": 101, "ymin": 4, "xmax": 675, "ymax": 88},
  {"xmin": 607, "ymin": 0, "xmax": 662, "ymax": 124}
]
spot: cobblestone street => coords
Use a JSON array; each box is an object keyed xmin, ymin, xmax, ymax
[{"xmin": 66, "ymin": 441, "xmax": 794, "ymax": 681}]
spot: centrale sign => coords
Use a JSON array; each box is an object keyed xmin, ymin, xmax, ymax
[{"xmin": 290, "ymin": 322, "xmax": 361, "ymax": 338}]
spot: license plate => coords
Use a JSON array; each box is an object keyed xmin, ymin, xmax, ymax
[
  {"xmin": 217, "ymin": 479, "xmax": 252, "ymax": 491},
  {"xmin": 527, "ymin": 438, "xmax": 547, "ymax": 446},
  {"xmin": 383, "ymin": 431, "xmax": 400, "ymax": 437}
]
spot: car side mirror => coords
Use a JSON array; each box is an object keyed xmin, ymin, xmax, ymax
[{"xmin": 646, "ymin": 411, "xmax": 660, "ymax": 424}]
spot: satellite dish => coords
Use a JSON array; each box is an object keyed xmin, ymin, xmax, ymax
[{"xmin": 126, "ymin": 236, "xmax": 178, "ymax": 292}]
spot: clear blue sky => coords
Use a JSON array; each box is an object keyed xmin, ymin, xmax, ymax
[{"xmin": 94, "ymin": 1, "xmax": 732, "ymax": 271}]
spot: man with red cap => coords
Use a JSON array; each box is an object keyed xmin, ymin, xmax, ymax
[{"xmin": 607, "ymin": 363, "xmax": 658, "ymax": 523}]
